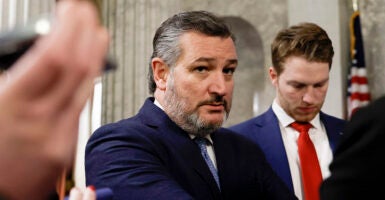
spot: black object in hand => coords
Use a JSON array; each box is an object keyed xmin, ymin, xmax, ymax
[{"xmin": 0, "ymin": 16, "xmax": 115, "ymax": 71}]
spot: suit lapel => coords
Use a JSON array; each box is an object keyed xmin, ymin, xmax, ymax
[
  {"xmin": 145, "ymin": 106, "xmax": 221, "ymax": 198},
  {"xmin": 320, "ymin": 112, "xmax": 343, "ymax": 152},
  {"xmin": 212, "ymin": 131, "xmax": 245, "ymax": 197},
  {"xmin": 174, "ymin": 135, "xmax": 220, "ymax": 192},
  {"xmin": 255, "ymin": 108, "xmax": 294, "ymax": 192},
  {"xmin": 183, "ymin": 138, "xmax": 222, "ymax": 198},
  {"xmin": 140, "ymin": 98, "xmax": 221, "ymax": 198}
]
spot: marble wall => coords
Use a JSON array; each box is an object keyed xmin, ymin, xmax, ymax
[
  {"xmin": 100, "ymin": 0, "xmax": 181, "ymax": 124},
  {"xmin": 100, "ymin": 0, "xmax": 385, "ymax": 126},
  {"xmin": 0, "ymin": 0, "xmax": 54, "ymax": 32},
  {"xmin": 100, "ymin": 0, "xmax": 287, "ymax": 127},
  {"xmin": 359, "ymin": 1, "xmax": 385, "ymax": 100}
]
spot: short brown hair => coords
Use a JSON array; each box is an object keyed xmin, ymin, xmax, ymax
[{"xmin": 271, "ymin": 22, "xmax": 334, "ymax": 75}]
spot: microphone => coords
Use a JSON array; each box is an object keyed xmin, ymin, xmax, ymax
[{"xmin": 0, "ymin": 15, "xmax": 116, "ymax": 71}]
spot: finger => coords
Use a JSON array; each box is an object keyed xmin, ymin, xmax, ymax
[
  {"xmin": 68, "ymin": 187, "xmax": 83, "ymax": 200},
  {"xmin": 36, "ymin": 0, "xmax": 107, "ymax": 109}
]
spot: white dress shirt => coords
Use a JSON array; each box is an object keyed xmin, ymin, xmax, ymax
[{"xmin": 272, "ymin": 99, "xmax": 333, "ymax": 200}]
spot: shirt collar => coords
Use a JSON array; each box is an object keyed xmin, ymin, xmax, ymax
[
  {"xmin": 272, "ymin": 99, "xmax": 322, "ymax": 130},
  {"xmin": 154, "ymin": 98, "xmax": 164, "ymax": 110},
  {"xmin": 189, "ymin": 134, "xmax": 213, "ymax": 145}
]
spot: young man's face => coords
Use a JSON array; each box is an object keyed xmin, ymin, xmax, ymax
[
  {"xmin": 164, "ymin": 32, "xmax": 238, "ymax": 135},
  {"xmin": 270, "ymin": 56, "xmax": 329, "ymax": 122}
]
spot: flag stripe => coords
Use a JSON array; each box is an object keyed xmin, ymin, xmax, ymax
[
  {"xmin": 350, "ymin": 76, "xmax": 368, "ymax": 84},
  {"xmin": 349, "ymin": 93, "xmax": 371, "ymax": 101},
  {"xmin": 348, "ymin": 84, "xmax": 369, "ymax": 94},
  {"xmin": 347, "ymin": 11, "xmax": 371, "ymax": 119}
]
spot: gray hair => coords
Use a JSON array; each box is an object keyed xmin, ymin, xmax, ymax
[{"xmin": 148, "ymin": 10, "xmax": 235, "ymax": 94}]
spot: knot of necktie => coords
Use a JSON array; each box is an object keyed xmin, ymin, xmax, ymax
[
  {"xmin": 194, "ymin": 137, "xmax": 209, "ymax": 147},
  {"xmin": 290, "ymin": 121, "xmax": 312, "ymax": 133}
]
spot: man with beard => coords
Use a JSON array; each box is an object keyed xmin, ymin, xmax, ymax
[
  {"xmin": 230, "ymin": 23, "xmax": 346, "ymax": 200},
  {"xmin": 85, "ymin": 11, "xmax": 297, "ymax": 200}
]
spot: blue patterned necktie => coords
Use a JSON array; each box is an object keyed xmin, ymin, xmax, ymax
[{"xmin": 194, "ymin": 137, "xmax": 221, "ymax": 190}]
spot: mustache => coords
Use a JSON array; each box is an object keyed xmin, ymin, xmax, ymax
[{"xmin": 197, "ymin": 95, "xmax": 227, "ymax": 108}]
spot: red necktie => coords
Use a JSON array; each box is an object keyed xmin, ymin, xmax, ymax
[{"xmin": 291, "ymin": 122, "xmax": 322, "ymax": 200}]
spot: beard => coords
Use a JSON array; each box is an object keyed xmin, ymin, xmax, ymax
[{"xmin": 163, "ymin": 76, "xmax": 230, "ymax": 137}]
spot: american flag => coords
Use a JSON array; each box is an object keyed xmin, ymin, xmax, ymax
[{"xmin": 347, "ymin": 11, "xmax": 371, "ymax": 120}]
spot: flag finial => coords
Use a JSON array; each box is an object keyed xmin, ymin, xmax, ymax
[{"xmin": 352, "ymin": 0, "xmax": 358, "ymax": 12}]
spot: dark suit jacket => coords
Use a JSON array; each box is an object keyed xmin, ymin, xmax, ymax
[
  {"xmin": 85, "ymin": 98, "xmax": 297, "ymax": 200},
  {"xmin": 229, "ymin": 107, "xmax": 346, "ymax": 192},
  {"xmin": 320, "ymin": 96, "xmax": 385, "ymax": 200}
]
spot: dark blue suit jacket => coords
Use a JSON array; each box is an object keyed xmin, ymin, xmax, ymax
[
  {"xmin": 85, "ymin": 98, "xmax": 297, "ymax": 200},
  {"xmin": 229, "ymin": 107, "xmax": 346, "ymax": 193}
]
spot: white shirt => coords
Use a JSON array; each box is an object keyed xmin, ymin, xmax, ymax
[
  {"xmin": 272, "ymin": 99, "xmax": 333, "ymax": 200},
  {"xmin": 153, "ymin": 99, "xmax": 217, "ymax": 169}
]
